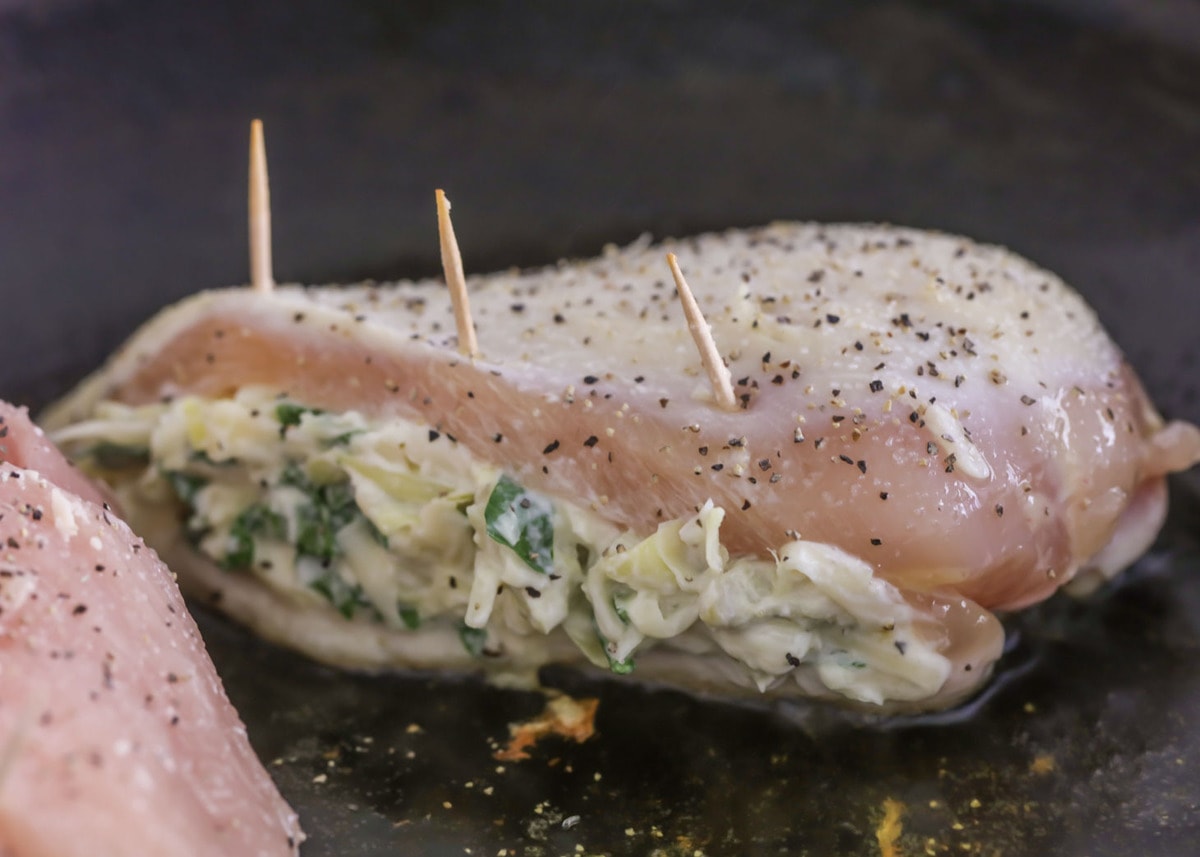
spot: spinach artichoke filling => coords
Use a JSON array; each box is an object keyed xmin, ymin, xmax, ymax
[{"xmin": 54, "ymin": 387, "xmax": 950, "ymax": 705}]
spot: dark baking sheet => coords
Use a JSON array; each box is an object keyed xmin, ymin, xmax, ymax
[{"xmin": 2, "ymin": 1, "xmax": 1199, "ymax": 854}]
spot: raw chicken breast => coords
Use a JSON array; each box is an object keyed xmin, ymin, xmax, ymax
[
  {"xmin": 42, "ymin": 223, "xmax": 1200, "ymax": 711},
  {"xmin": 0, "ymin": 402, "xmax": 302, "ymax": 856}
]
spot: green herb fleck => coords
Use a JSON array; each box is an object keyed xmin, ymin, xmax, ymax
[
  {"xmin": 295, "ymin": 481, "xmax": 358, "ymax": 563},
  {"xmin": 600, "ymin": 635, "xmax": 635, "ymax": 675},
  {"xmin": 459, "ymin": 623, "xmax": 488, "ymax": 657},
  {"xmin": 397, "ymin": 603, "xmax": 420, "ymax": 630},
  {"xmin": 606, "ymin": 652, "xmax": 635, "ymax": 675},
  {"xmin": 483, "ymin": 475, "xmax": 555, "ymax": 575},
  {"xmin": 276, "ymin": 402, "xmax": 323, "ymax": 435},
  {"xmin": 594, "ymin": 617, "xmax": 635, "ymax": 675},
  {"xmin": 325, "ymin": 430, "xmax": 361, "ymax": 448},
  {"xmin": 188, "ymin": 449, "xmax": 237, "ymax": 468},
  {"xmin": 281, "ymin": 463, "xmax": 361, "ymax": 564},
  {"xmin": 365, "ymin": 516, "xmax": 390, "ymax": 548},
  {"xmin": 222, "ymin": 504, "xmax": 286, "ymax": 570},
  {"xmin": 165, "ymin": 470, "xmax": 208, "ymax": 504},
  {"xmin": 280, "ymin": 461, "xmax": 311, "ymax": 490},
  {"xmin": 308, "ymin": 569, "xmax": 370, "ymax": 619}
]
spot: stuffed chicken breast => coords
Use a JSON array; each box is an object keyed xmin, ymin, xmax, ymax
[{"xmin": 43, "ymin": 223, "xmax": 1200, "ymax": 711}]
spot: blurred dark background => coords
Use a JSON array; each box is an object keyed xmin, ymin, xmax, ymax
[
  {"xmin": 1, "ymin": 3, "xmax": 1199, "ymax": 855},
  {"xmin": 1, "ymin": 0, "xmax": 1198, "ymax": 419}
]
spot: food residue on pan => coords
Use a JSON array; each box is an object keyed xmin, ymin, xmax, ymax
[
  {"xmin": 876, "ymin": 797, "xmax": 905, "ymax": 857},
  {"xmin": 493, "ymin": 693, "xmax": 599, "ymax": 762},
  {"xmin": 1029, "ymin": 754, "xmax": 1056, "ymax": 775}
]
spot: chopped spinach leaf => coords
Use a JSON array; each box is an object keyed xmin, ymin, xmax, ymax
[
  {"xmin": 276, "ymin": 402, "xmax": 356, "ymax": 446},
  {"xmin": 459, "ymin": 623, "xmax": 488, "ymax": 657},
  {"xmin": 223, "ymin": 535, "xmax": 253, "ymax": 570},
  {"xmin": 593, "ymin": 616, "xmax": 635, "ymax": 675},
  {"xmin": 276, "ymin": 402, "xmax": 323, "ymax": 435},
  {"xmin": 599, "ymin": 633, "xmax": 635, "ymax": 675},
  {"xmin": 364, "ymin": 516, "xmax": 390, "ymax": 548},
  {"xmin": 324, "ymin": 480, "xmax": 357, "ymax": 513},
  {"xmin": 188, "ymin": 448, "xmax": 237, "ymax": 467},
  {"xmin": 397, "ymin": 603, "xmax": 420, "ymax": 630},
  {"xmin": 308, "ymin": 569, "xmax": 370, "ymax": 620},
  {"xmin": 165, "ymin": 470, "xmax": 208, "ymax": 505},
  {"xmin": 90, "ymin": 443, "xmax": 149, "ymax": 470},
  {"xmin": 295, "ymin": 496, "xmax": 355, "ymax": 563},
  {"xmin": 483, "ymin": 475, "xmax": 555, "ymax": 575},
  {"xmin": 222, "ymin": 504, "xmax": 286, "ymax": 570},
  {"xmin": 283, "ymin": 464, "xmax": 312, "ymax": 496},
  {"xmin": 298, "ymin": 509, "xmax": 351, "ymax": 560},
  {"xmin": 606, "ymin": 651, "xmax": 635, "ymax": 675},
  {"xmin": 281, "ymin": 462, "xmax": 361, "ymax": 564},
  {"xmin": 280, "ymin": 461, "xmax": 311, "ymax": 490},
  {"xmin": 325, "ymin": 430, "xmax": 361, "ymax": 448}
]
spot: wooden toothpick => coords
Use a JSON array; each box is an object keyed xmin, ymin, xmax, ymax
[
  {"xmin": 436, "ymin": 189, "xmax": 479, "ymax": 358},
  {"xmin": 666, "ymin": 253, "xmax": 738, "ymax": 411},
  {"xmin": 248, "ymin": 119, "xmax": 274, "ymax": 293}
]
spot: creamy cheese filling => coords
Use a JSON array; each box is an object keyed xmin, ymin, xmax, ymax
[{"xmin": 53, "ymin": 387, "xmax": 950, "ymax": 705}]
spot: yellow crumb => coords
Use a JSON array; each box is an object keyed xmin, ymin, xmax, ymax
[
  {"xmin": 876, "ymin": 797, "xmax": 905, "ymax": 857},
  {"xmin": 1029, "ymin": 754, "xmax": 1057, "ymax": 775}
]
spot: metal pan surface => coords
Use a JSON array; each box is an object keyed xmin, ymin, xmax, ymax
[{"xmin": 2, "ymin": 2, "xmax": 1198, "ymax": 854}]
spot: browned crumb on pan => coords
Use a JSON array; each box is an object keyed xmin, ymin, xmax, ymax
[
  {"xmin": 875, "ymin": 797, "xmax": 905, "ymax": 857},
  {"xmin": 1029, "ymin": 754, "xmax": 1056, "ymax": 775},
  {"xmin": 493, "ymin": 693, "xmax": 599, "ymax": 762}
]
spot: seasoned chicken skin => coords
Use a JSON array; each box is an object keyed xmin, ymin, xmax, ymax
[{"xmin": 0, "ymin": 402, "xmax": 302, "ymax": 856}]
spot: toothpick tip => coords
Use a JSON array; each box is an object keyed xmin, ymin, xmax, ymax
[
  {"xmin": 436, "ymin": 188, "xmax": 478, "ymax": 359},
  {"xmin": 666, "ymin": 253, "xmax": 738, "ymax": 412},
  {"xmin": 248, "ymin": 118, "xmax": 274, "ymax": 293}
]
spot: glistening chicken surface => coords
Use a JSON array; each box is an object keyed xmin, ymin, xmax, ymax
[{"xmin": 0, "ymin": 402, "xmax": 302, "ymax": 857}]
